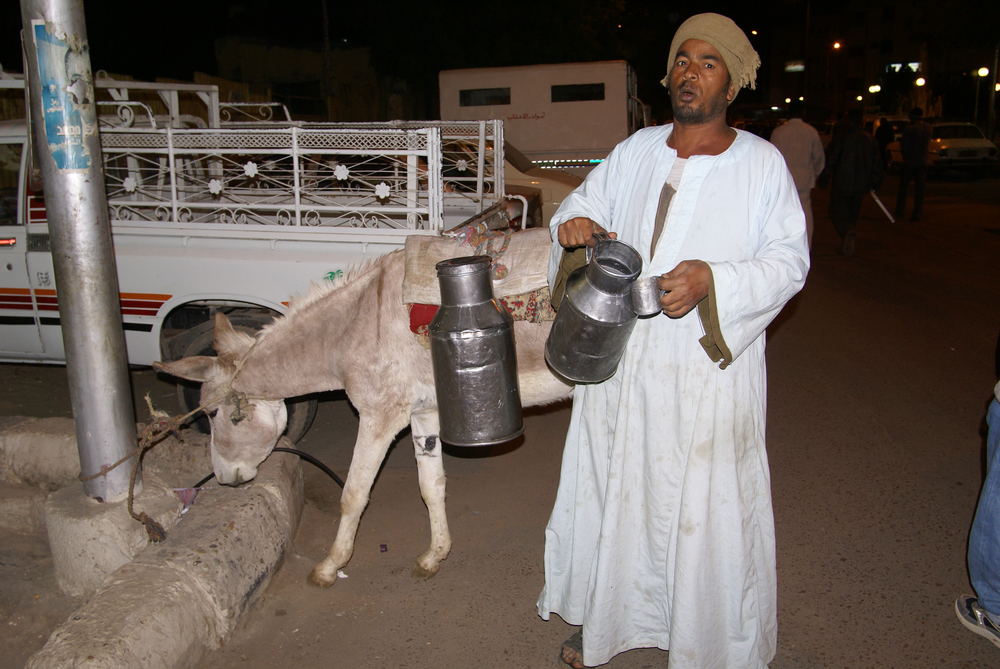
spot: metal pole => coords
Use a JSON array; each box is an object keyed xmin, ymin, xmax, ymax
[
  {"xmin": 989, "ymin": 43, "xmax": 998, "ymax": 140},
  {"xmin": 20, "ymin": 0, "xmax": 138, "ymax": 503}
]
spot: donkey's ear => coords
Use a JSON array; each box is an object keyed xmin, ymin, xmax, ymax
[
  {"xmin": 153, "ymin": 357, "xmax": 217, "ymax": 382},
  {"xmin": 213, "ymin": 312, "xmax": 236, "ymax": 344},
  {"xmin": 213, "ymin": 312, "xmax": 254, "ymax": 358}
]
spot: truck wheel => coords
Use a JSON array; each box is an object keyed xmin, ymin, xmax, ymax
[{"xmin": 169, "ymin": 317, "xmax": 318, "ymax": 443}]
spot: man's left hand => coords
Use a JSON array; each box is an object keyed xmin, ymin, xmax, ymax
[{"xmin": 657, "ymin": 260, "xmax": 711, "ymax": 318}]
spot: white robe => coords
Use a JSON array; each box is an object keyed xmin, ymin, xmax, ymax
[{"xmin": 538, "ymin": 125, "xmax": 809, "ymax": 668}]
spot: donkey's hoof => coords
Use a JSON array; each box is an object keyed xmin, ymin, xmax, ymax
[
  {"xmin": 412, "ymin": 563, "xmax": 440, "ymax": 580},
  {"xmin": 308, "ymin": 564, "xmax": 339, "ymax": 588}
]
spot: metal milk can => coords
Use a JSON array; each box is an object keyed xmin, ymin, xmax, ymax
[
  {"xmin": 429, "ymin": 256, "xmax": 523, "ymax": 446},
  {"xmin": 544, "ymin": 234, "xmax": 651, "ymax": 383}
]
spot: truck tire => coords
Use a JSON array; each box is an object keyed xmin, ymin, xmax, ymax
[{"xmin": 168, "ymin": 316, "xmax": 318, "ymax": 443}]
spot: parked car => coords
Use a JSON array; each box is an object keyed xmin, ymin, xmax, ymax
[{"xmin": 888, "ymin": 121, "xmax": 999, "ymax": 176}]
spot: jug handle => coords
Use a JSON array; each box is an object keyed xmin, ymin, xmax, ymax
[{"xmin": 585, "ymin": 231, "xmax": 612, "ymax": 263}]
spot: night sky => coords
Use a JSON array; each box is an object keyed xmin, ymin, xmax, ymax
[
  {"xmin": 2, "ymin": 1, "xmax": 770, "ymax": 118},
  {"xmin": 3, "ymin": 0, "xmax": 999, "ymax": 122}
]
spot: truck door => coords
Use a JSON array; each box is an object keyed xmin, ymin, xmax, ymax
[{"xmin": 0, "ymin": 138, "xmax": 44, "ymax": 356}]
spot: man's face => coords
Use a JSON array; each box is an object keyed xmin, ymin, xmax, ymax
[{"xmin": 668, "ymin": 39, "xmax": 735, "ymax": 125}]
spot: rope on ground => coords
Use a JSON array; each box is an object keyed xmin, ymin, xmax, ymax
[
  {"xmin": 126, "ymin": 405, "xmax": 206, "ymax": 542},
  {"xmin": 79, "ymin": 394, "xmax": 206, "ymax": 541}
]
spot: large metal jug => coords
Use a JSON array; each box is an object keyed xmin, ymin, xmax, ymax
[
  {"xmin": 544, "ymin": 234, "xmax": 647, "ymax": 383},
  {"xmin": 429, "ymin": 256, "xmax": 523, "ymax": 446}
]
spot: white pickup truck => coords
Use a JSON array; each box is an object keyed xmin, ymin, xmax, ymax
[{"xmin": 0, "ymin": 77, "xmax": 522, "ymax": 437}]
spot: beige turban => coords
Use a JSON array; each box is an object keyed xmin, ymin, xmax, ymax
[{"xmin": 659, "ymin": 13, "xmax": 761, "ymax": 100}]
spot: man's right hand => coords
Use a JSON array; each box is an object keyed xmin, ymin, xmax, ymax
[{"xmin": 556, "ymin": 217, "xmax": 616, "ymax": 248}]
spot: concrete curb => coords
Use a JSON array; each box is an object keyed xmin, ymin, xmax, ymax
[
  {"xmin": 0, "ymin": 417, "xmax": 305, "ymax": 668},
  {"xmin": 0, "ymin": 416, "xmax": 81, "ymax": 490},
  {"xmin": 44, "ymin": 471, "xmax": 186, "ymax": 596},
  {"xmin": 0, "ymin": 481, "xmax": 47, "ymax": 534}
]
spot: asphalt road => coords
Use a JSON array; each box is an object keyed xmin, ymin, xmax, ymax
[{"xmin": 2, "ymin": 172, "xmax": 998, "ymax": 667}]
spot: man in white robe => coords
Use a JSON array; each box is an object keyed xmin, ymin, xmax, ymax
[
  {"xmin": 770, "ymin": 99, "xmax": 825, "ymax": 247},
  {"xmin": 538, "ymin": 13, "xmax": 810, "ymax": 668}
]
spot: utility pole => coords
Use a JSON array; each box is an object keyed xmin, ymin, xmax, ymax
[
  {"xmin": 20, "ymin": 0, "xmax": 138, "ymax": 502},
  {"xmin": 989, "ymin": 42, "xmax": 998, "ymax": 140}
]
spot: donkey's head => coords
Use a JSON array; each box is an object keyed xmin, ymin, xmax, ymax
[{"xmin": 154, "ymin": 313, "xmax": 287, "ymax": 485}]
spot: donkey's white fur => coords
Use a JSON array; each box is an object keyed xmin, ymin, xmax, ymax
[{"xmin": 155, "ymin": 245, "xmax": 571, "ymax": 586}]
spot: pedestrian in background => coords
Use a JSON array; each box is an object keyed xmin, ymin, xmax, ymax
[
  {"xmin": 821, "ymin": 108, "xmax": 881, "ymax": 256},
  {"xmin": 771, "ymin": 100, "xmax": 825, "ymax": 248},
  {"xmin": 894, "ymin": 107, "xmax": 931, "ymax": 222},
  {"xmin": 874, "ymin": 116, "xmax": 895, "ymax": 168}
]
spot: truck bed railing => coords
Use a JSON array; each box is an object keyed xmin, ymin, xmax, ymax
[
  {"xmin": 4, "ymin": 76, "xmax": 505, "ymax": 232},
  {"xmin": 219, "ymin": 102, "xmax": 294, "ymax": 125},
  {"xmin": 101, "ymin": 126, "xmax": 444, "ymax": 230}
]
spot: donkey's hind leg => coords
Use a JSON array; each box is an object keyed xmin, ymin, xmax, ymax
[
  {"xmin": 309, "ymin": 408, "xmax": 409, "ymax": 587},
  {"xmin": 410, "ymin": 409, "xmax": 451, "ymax": 577}
]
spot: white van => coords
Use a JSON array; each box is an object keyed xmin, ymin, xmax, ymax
[{"xmin": 439, "ymin": 61, "xmax": 648, "ymax": 172}]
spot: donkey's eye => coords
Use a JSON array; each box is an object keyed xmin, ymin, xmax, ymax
[{"xmin": 208, "ymin": 408, "xmax": 219, "ymax": 418}]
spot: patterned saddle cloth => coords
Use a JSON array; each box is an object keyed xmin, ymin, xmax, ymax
[{"xmin": 402, "ymin": 224, "xmax": 555, "ymax": 337}]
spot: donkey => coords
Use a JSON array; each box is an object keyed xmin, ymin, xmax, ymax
[{"xmin": 154, "ymin": 231, "xmax": 572, "ymax": 587}]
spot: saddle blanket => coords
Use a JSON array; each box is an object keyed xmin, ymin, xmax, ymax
[
  {"xmin": 408, "ymin": 286, "xmax": 555, "ymax": 338},
  {"xmin": 402, "ymin": 225, "xmax": 552, "ymax": 305}
]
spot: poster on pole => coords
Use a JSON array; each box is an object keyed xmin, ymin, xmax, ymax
[{"xmin": 31, "ymin": 20, "xmax": 93, "ymax": 170}]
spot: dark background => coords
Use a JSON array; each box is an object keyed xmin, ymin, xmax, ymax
[{"xmin": 3, "ymin": 1, "xmax": 999, "ymax": 124}]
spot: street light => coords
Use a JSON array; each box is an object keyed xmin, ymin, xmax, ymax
[
  {"xmin": 868, "ymin": 84, "xmax": 882, "ymax": 93},
  {"xmin": 915, "ymin": 77, "xmax": 926, "ymax": 87}
]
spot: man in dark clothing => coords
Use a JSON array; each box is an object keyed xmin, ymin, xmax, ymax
[
  {"xmin": 822, "ymin": 109, "xmax": 882, "ymax": 255},
  {"xmin": 895, "ymin": 107, "xmax": 931, "ymax": 221},
  {"xmin": 875, "ymin": 116, "xmax": 895, "ymax": 167}
]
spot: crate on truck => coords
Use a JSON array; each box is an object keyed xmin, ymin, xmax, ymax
[
  {"xmin": 438, "ymin": 60, "xmax": 649, "ymax": 173},
  {"xmin": 0, "ymin": 75, "xmax": 518, "ymax": 437}
]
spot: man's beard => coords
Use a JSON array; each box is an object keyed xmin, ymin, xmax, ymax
[{"xmin": 671, "ymin": 92, "xmax": 729, "ymax": 124}]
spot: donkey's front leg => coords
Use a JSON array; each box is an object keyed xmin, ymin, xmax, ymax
[
  {"xmin": 309, "ymin": 410, "xmax": 409, "ymax": 587},
  {"xmin": 410, "ymin": 409, "xmax": 451, "ymax": 578}
]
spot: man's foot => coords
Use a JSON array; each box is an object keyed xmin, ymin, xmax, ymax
[
  {"xmin": 955, "ymin": 595, "xmax": 1000, "ymax": 649},
  {"xmin": 560, "ymin": 630, "xmax": 586, "ymax": 668}
]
